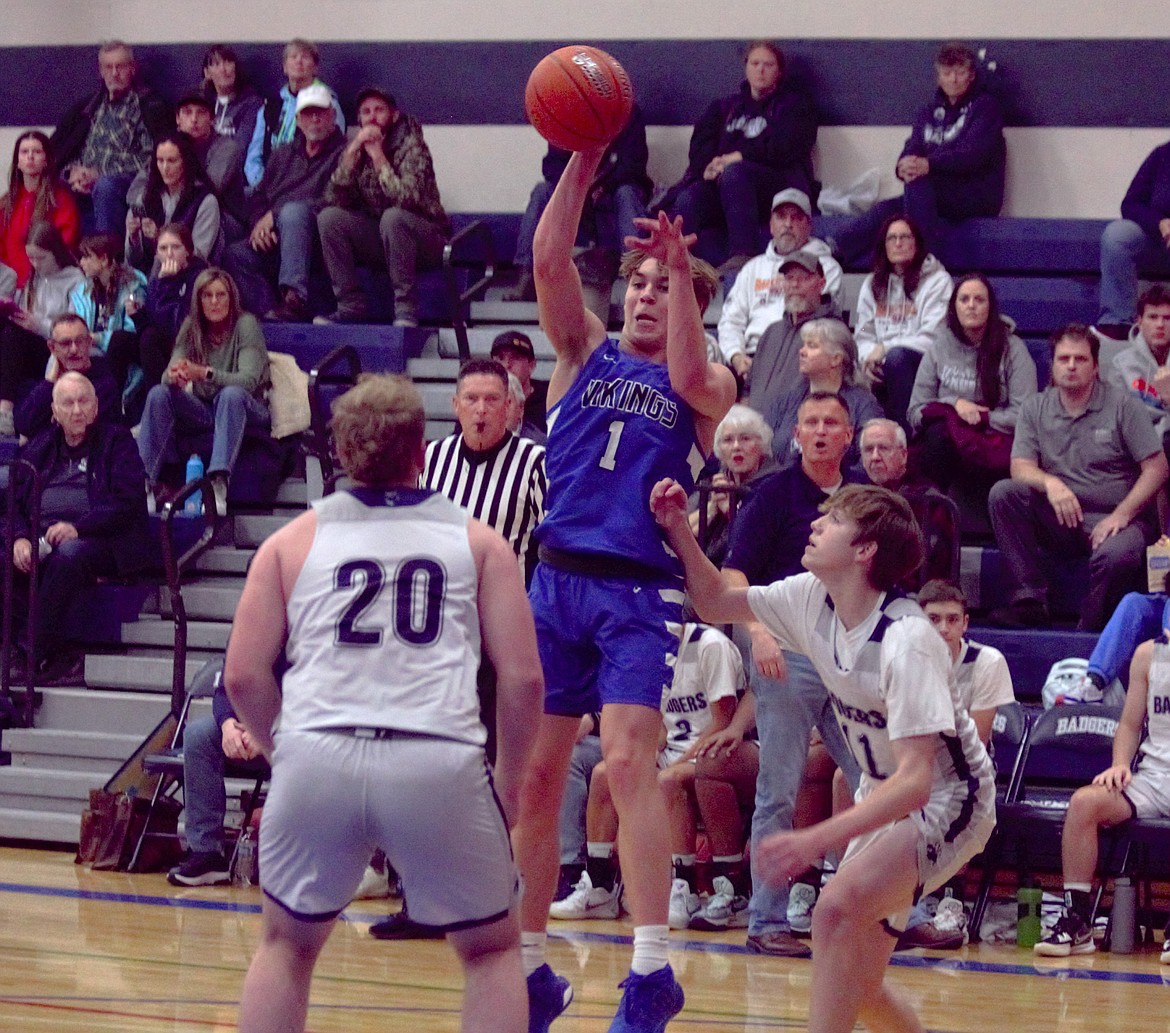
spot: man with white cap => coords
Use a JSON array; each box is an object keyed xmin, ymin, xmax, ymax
[{"xmin": 718, "ymin": 188, "xmax": 842, "ymax": 380}]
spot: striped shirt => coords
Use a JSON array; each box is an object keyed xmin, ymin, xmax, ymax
[{"xmin": 423, "ymin": 431, "xmax": 546, "ymax": 578}]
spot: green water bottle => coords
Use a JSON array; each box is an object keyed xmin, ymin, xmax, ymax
[{"xmin": 1017, "ymin": 883, "xmax": 1043, "ymax": 948}]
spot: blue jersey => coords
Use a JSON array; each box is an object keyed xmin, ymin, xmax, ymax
[{"xmin": 538, "ymin": 338, "xmax": 706, "ymax": 576}]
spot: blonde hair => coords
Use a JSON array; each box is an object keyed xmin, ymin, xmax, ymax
[
  {"xmin": 330, "ymin": 374, "xmax": 425, "ymax": 485},
  {"xmin": 618, "ymin": 249, "xmax": 720, "ymax": 314}
]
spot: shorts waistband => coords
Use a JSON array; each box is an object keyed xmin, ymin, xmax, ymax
[
  {"xmin": 330, "ymin": 727, "xmax": 399, "ymax": 741},
  {"xmin": 537, "ymin": 543, "xmax": 677, "ymax": 583}
]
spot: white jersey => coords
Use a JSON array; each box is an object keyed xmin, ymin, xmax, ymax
[
  {"xmin": 1138, "ymin": 643, "xmax": 1170, "ymax": 776},
  {"xmin": 954, "ymin": 639, "xmax": 1016, "ymax": 715},
  {"xmin": 279, "ymin": 488, "xmax": 484, "ymax": 746},
  {"xmin": 660, "ymin": 623, "xmax": 743, "ymax": 762},
  {"xmin": 747, "ymin": 573, "xmax": 994, "ymax": 808}
]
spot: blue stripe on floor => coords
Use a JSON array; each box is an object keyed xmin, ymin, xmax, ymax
[{"xmin": 3, "ymin": 879, "xmax": 1168, "ymax": 986}]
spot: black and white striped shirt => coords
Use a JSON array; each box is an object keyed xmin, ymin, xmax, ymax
[{"xmin": 423, "ymin": 431, "xmax": 546, "ymax": 579}]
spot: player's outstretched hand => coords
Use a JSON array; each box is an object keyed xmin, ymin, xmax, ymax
[
  {"xmin": 625, "ymin": 211, "xmax": 697, "ymax": 269},
  {"xmin": 755, "ymin": 828, "xmax": 823, "ymax": 886},
  {"xmin": 650, "ymin": 478, "xmax": 690, "ymax": 537}
]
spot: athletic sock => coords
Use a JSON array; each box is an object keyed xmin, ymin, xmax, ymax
[
  {"xmin": 630, "ymin": 924, "xmax": 670, "ymax": 975},
  {"xmin": 586, "ymin": 842, "xmax": 617, "ymax": 892},
  {"xmin": 712, "ymin": 853, "xmax": 750, "ymax": 897},
  {"xmin": 672, "ymin": 853, "xmax": 697, "ymax": 892},
  {"xmin": 1065, "ymin": 885, "xmax": 1093, "ymax": 925},
  {"xmin": 795, "ymin": 866, "xmax": 822, "ymax": 892},
  {"xmin": 521, "ymin": 931, "xmax": 547, "ymax": 976}
]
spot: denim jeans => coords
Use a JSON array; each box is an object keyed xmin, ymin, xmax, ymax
[
  {"xmin": 513, "ymin": 181, "xmax": 647, "ymax": 269},
  {"xmin": 138, "ymin": 383, "xmax": 271, "ymax": 481},
  {"xmin": 91, "ymin": 172, "xmax": 136, "ymax": 234},
  {"xmin": 1087, "ymin": 591, "xmax": 1170, "ymax": 683},
  {"xmin": 748, "ymin": 650, "xmax": 861, "ymax": 936},
  {"xmin": 181, "ymin": 714, "xmax": 267, "ymax": 854},
  {"xmin": 1099, "ymin": 219, "xmax": 1165, "ymax": 325},
  {"xmin": 224, "ymin": 200, "xmax": 317, "ymax": 314}
]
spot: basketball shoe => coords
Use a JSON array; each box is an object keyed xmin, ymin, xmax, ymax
[
  {"xmin": 527, "ymin": 963, "xmax": 573, "ymax": 1033},
  {"xmin": 609, "ymin": 964, "xmax": 684, "ymax": 1033},
  {"xmin": 549, "ymin": 870, "xmax": 620, "ymax": 920},
  {"xmin": 689, "ymin": 875, "xmax": 749, "ymax": 930},
  {"xmin": 668, "ymin": 878, "xmax": 701, "ymax": 930},
  {"xmin": 1034, "ymin": 911, "xmax": 1095, "ymax": 956}
]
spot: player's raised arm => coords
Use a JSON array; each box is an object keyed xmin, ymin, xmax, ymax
[
  {"xmin": 650, "ymin": 477, "xmax": 754, "ymax": 624},
  {"xmin": 533, "ymin": 148, "xmax": 609, "ymax": 378}
]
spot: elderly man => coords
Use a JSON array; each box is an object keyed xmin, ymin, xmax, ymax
[
  {"xmin": 718, "ymin": 189, "xmax": 843, "ymax": 379},
  {"xmin": 720, "ymin": 391, "xmax": 864, "ymax": 956},
  {"xmin": 224, "ymin": 83, "xmax": 345, "ymax": 322},
  {"xmin": 990, "ymin": 324, "xmax": 1169, "ymax": 631},
  {"xmin": 1098, "ymin": 139, "xmax": 1170, "ymax": 334},
  {"xmin": 9, "ymin": 372, "xmax": 154, "ymax": 685},
  {"xmin": 1108, "ymin": 285, "xmax": 1170, "ymax": 455},
  {"xmin": 745, "ymin": 250, "xmax": 845, "ymax": 419},
  {"xmin": 316, "ymin": 87, "xmax": 450, "ymax": 328},
  {"xmin": 15, "ymin": 313, "xmax": 120, "ymax": 440},
  {"xmin": 50, "ymin": 41, "xmax": 171, "ymax": 233},
  {"xmin": 243, "ymin": 37, "xmax": 344, "ymax": 189}
]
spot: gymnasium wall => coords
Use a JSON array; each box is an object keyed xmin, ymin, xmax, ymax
[{"xmin": 2, "ymin": 1, "xmax": 1169, "ymax": 223}]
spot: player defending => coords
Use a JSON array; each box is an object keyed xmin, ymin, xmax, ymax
[
  {"xmin": 650, "ymin": 481, "xmax": 995, "ymax": 1033},
  {"xmin": 511, "ymin": 144, "xmax": 735, "ymax": 1033},
  {"xmin": 225, "ymin": 375, "xmax": 542, "ymax": 1033}
]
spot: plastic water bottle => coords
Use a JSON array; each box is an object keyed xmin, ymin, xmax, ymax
[
  {"xmin": 1016, "ymin": 883, "xmax": 1043, "ymax": 948},
  {"xmin": 184, "ymin": 454, "xmax": 204, "ymax": 516},
  {"xmin": 1111, "ymin": 877, "xmax": 1136, "ymax": 953},
  {"xmin": 234, "ymin": 826, "xmax": 256, "ymax": 888}
]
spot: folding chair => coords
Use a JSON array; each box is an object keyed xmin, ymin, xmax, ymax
[{"xmin": 969, "ymin": 702, "xmax": 1123, "ymax": 941}]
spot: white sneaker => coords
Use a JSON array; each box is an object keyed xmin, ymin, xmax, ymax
[
  {"xmin": 668, "ymin": 878, "xmax": 701, "ymax": 930},
  {"xmin": 1161, "ymin": 935, "xmax": 1170, "ymax": 965},
  {"xmin": 351, "ymin": 864, "xmax": 391, "ymax": 901},
  {"xmin": 787, "ymin": 882, "xmax": 817, "ymax": 935},
  {"xmin": 549, "ymin": 870, "xmax": 620, "ymax": 920},
  {"xmin": 689, "ymin": 875, "xmax": 749, "ymax": 930},
  {"xmin": 932, "ymin": 894, "xmax": 969, "ymax": 945}
]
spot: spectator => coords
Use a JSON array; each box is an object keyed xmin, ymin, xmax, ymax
[
  {"xmin": 125, "ymin": 132, "xmax": 221, "ymax": 274},
  {"xmin": 720, "ymin": 391, "xmax": 864, "ymax": 957},
  {"xmin": 744, "ymin": 250, "xmax": 845, "ymax": 421},
  {"xmin": 50, "ymin": 41, "xmax": 171, "ymax": 233},
  {"xmin": 907, "ymin": 272, "xmax": 1037, "ymax": 493},
  {"xmin": 504, "ymin": 371, "xmax": 545, "ymax": 446},
  {"xmin": 175, "ymin": 90, "xmax": 249, "ymax": 242},
  {"xmin": 1107, "ymin": 284, "xmax": 1170, "ymax": 458},
  {"xmin": 224, "ymin": 84, "xmax": 344, "ymax": 322},
  {"xmin": 0, "ymin": 221, "xmax": 84, "ymax": 438},
  {"xmin": 1034, "ymin": 634, "xmax": 1170, "ymax": 959},
  {"xmin": 854, "ymin": 213, "xmax": 953, "ymax": 426},
  {"xmin": 1097, "ymin": 138, "xmax": 1170, "ymax": 335},
  {"xmin": 0, "ymin": 131, "xmax": 80, "ymax": 291},
  {"xmin": 137, "ymin": 268, "xmax": 271, "ymax": 515},
  {"xmin": 200, "ymin": 44, "xmax": 263, "ymax": 151},
  {"xmin": 505, "ymin": 106, "xmax": 651, "ymax": 304},
  {"xmin": 765, "ymin": 318, "xmax": 882, "ymax": 471},
  {"xmin": 9, "ymin": 372, "xmax": 155, "ymax": 685},
  {"xmin": 717, "ymin": 188, "xmax": 843, "ymax": 379},
  {"xmin": 244, "ymin": 37, "xmax": 345, "ymax": 189},
  {"xmin": 1083, "ymin": 592, "xmax": 1170, "ymax": 696},
  {"xmin": 835, "ymin": 42, "xmax": 1005, "ymax": 266},
  {"xmin": 691, "ymin": 404, "xmax": 776, "ymax": 568},
  {"xmin": 69, "ymin": 233, "xmax": 146, "ymax": 396},
  {"xmin": 552, "ymin": 715, "xmax": 603, "ymax": 903},
  {"xmin": 315, "ymin": 87, "xmax": 450, "ymax": 328},
  {"xmin": 167, "ymin": 663, "xmax": 267, "ymax": 887},
  {"xmin": 859, "ymin": 418, "xmax": 960, "ymax": 588},
  {"xmin": 989, "ymin": 324, "xmax": 1168, "ymax": 631},
  {"xmin": 490, "ymin": 329, "xmax": 548, "ymax": 437},
  {"xmin": 664, "ymin": 41, "xmax": 817, "ymax": 272},
  {"xmin": 15, "ymin": 312, "xmax": 120, "ymax": 440}
]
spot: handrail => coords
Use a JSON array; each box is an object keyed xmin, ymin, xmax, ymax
[
  {"xmin": 305, "ymin": 344, "xmax": 362, "ymax": 497},
  {"xmin": 442, "ymin": 218, "xmax": 498, "ymax": 361},
  {"xmin": 2, "ymin": 459, "xmax": 43, "ymax": 727}
]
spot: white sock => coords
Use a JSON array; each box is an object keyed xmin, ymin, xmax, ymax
[
  {"xmin": 521, "ymin": 931, "xmax": 547, "ymax": 976},
  {"xmin": 586, "ymin": 841, "xmax": 614, "ymax": 858},
  {"xmin": 630, "ymin": 924, "xmax": 670, "ymax": 975}
]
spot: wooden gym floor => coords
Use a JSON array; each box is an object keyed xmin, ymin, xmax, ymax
[{"xmin": 2, "ymin": 845, "xmax": 1168, "ymax": 1032}]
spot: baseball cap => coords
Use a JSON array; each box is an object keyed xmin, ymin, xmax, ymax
[
  {"xmin": 771, "ymin": 188, "xmax": 812, "ymax": 217},
  {"xmin": 356, "ymin": 86, "xmax": 397, "ymax": 110},
  {"xmin": 490, "ymin": 330, "xmax": 535, "ymax": 360},
  {"xmin": 778, "ymin": 250, "xmax": 822, "ymax": 275},
  {"xmin": 294, "ymin": 82, "xmax": 333, "ymax": 114},
  {"xmin": 176, "ymin": 90, "xmax": 213, "ymax": 113}
]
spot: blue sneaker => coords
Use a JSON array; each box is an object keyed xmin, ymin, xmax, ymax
[
  {"xmin": 527, "ymin": 963, "xmax": 572, "ymax": 1033},
  {"xmin": 608, "ymin": 964, "xmax": 684, "ymax": 1033}
]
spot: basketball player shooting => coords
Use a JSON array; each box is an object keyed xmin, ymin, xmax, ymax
[
  {"xmin": 510, "ymin": 137, "xmax": 735, "ymax": 1033},
  {"xmin": 225, "ymin": 375, "xmax": 542, "ymax": 1033},
  {"xmin": 649, "ymin": 480, "xmax": 996, "ymax": 1033}
]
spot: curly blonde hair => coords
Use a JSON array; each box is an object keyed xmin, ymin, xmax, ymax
[{"xmin": 330, "ymin": 374, "xmax": 425, "ymax": 485}]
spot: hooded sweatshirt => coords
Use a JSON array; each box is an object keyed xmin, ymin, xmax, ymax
[{"xmin": 854, "ymin": 254, "xmax": 952, "ymax": 363}]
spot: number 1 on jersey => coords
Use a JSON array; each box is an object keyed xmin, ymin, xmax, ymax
[{"xmin": 599, "ymin": 420, "xmax": 625, "ymax": 471}]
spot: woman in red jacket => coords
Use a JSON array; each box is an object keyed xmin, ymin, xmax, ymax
[{"xmin": 0, "ymin": 132, "xmax": 80, "ymax": 291}]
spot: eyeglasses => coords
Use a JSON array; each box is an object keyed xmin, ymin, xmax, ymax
[
  {"xmin": 51, "ymin": 334, "xmax": 91, "ymax": 350},
  {"xmin": 885, "ymin": 233, "xmax": 915, "ymax": 243}
]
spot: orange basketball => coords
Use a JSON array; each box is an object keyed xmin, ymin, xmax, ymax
[{"xmin": 524, "ymin": 45, "xmax": 634, "ymax": 152}]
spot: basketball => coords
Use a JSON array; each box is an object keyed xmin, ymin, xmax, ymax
[{"xmin": 524, "ymin": 45, "xmax": 634, "ymax": 152}]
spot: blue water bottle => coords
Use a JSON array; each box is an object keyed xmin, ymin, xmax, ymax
[{"xmin": 184, "ymin": 454, "xmax": 204, "ymax": 516}]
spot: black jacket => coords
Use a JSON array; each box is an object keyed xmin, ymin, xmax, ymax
[
  {"xmin": 13, "ymin": 421, "xmax": 158, "ymax": 576},
  {"xmin": 50, "ymin": 86, "xmax": 172, "ymax": 171},
  {"xmin": 14, "ymin": 357, "xmax": 121, "ymax": 441}
]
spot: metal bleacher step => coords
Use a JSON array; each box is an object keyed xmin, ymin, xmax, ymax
[
  {"xmin": 0, "ymin": 806, "xmax": 80, "ymax": 844},
  {"xmin": 470, "ymin": 298, "xmax": 539, "ymax": 325},
  {"xmin": 434, "ymin": 326, "xmax": 557, "ymax": 360},
  {"xmin": 193, "ymin": 546, "xmax": 255, "ymax": 575},
  {"xmin": 233, "ymin": 513, "xmax": 296, "ymax": 549},
  {"xmin": 31, "ymin": 687, "xmax": 172, "ymax": 734},
  {"xmin": 0, "ymin": 767, "xmax": 112, "ymax": 813},
  {"xmin": 161, "ymin": 582, "xmax": 244, "ymax": 622},
  {"xmin": 121, "ymin": 616, "xmax": 232, "ymax": 651},
  {"xmin": 4, "ymin": 729, "xmax": 145, "ymax": 774},
  {"xmin": 84, "ymin": 652, "xmax": 215, "ymax": 693}
]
